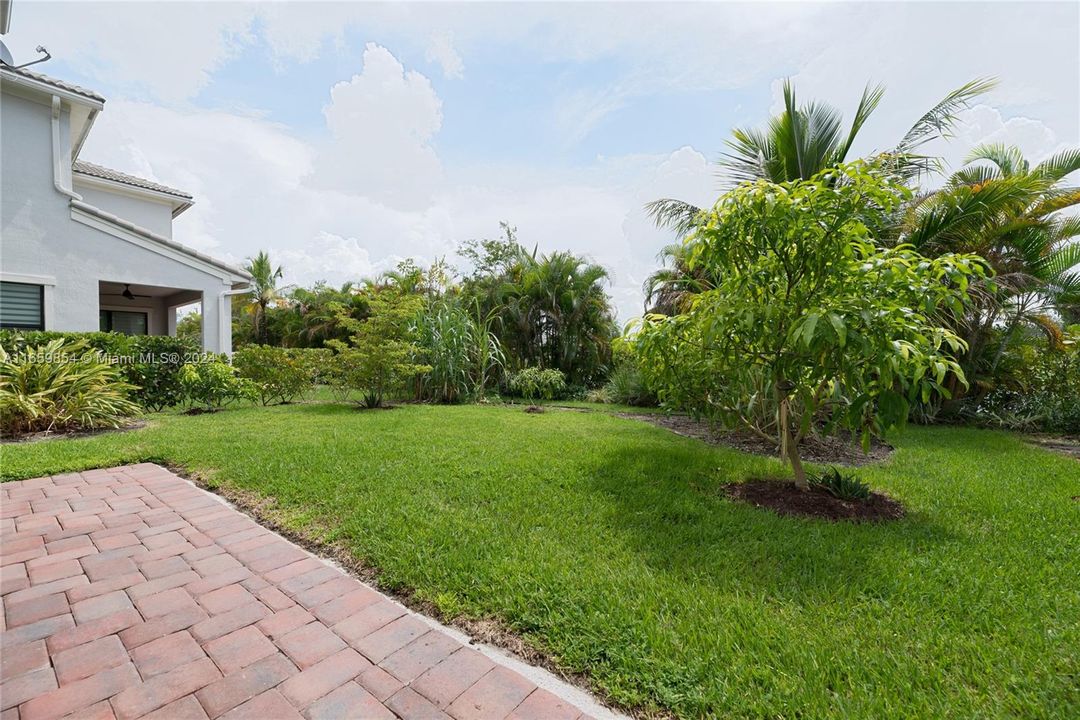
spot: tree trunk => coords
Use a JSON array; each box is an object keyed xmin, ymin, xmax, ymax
[
  {"xmin": 785, "ymin": 422, "xmax": 809, "ymax": 489},
  {"xmin": 777, "ymin": 380, "xmax": 808, "ymax": 489}
]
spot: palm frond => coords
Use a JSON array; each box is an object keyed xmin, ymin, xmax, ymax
[
  {"xmin": 720, "ymin": 127, "xmax": 775, "ymax": 184},
  {"xmin": 903, "ymin": 173, "xmax": 1044, "ymax": 251},
  {"xmin": 1029, "ymin": 187, "xmax": 1080, "ymax": 217},
  {"xmin": 836, "ymin": 82, "xmax": 885, "ymax": 163},
  {"xmin": 965, "ymin": 143, "xmax": 1027, "ymax": 177},
  {"xmin": 1036, "ymin": 240, "xmax": 1080, "ymax": 283},
  {"xmin": 949, "ymin": 164, "xmax": 1000, "ymax": 187},
  {"xmin": 896, "ymin": 77, "xmax": 997, "ymax": 153},
  {"xmin": 645, "ymin": 198, "xmax": 705, "ymax": 235},
  {"xmin": 1034, "ymin": 148, "xmax": 1080, "ymax": 182}
]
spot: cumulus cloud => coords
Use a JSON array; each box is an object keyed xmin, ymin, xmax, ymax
[
  {"xmin": 314, "ymin": 43, "xmax": 444, "ymax": 210},
  {"xmin": 948, "ymin": 105, "xmax": 1066, "ymax": 167},
  {"xmin": 425, "ymin": 31, "xmax": 464, "ymax": 80},
  {"xmin": 80, "ymin": 92, "xmax": 716, "ymax": 320},
  {"xmin": 275, "ymin": 232, "xmax": 377, "ymax": 287}
]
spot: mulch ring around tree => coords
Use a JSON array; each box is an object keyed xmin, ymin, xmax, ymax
[
  {"xmin": 725, "ymin": 479, "xmax": 906, "ymax": 522},
  {"xmin": 618, "ymin": 412, "xmax": 893, "ymax": 466}
]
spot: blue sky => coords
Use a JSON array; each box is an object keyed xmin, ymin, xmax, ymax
[
  {"xmin": 7, "ymin": 1, "xmax": 1078, "ymax": 319},
  {"xmin": 187, "ymin": 19, "xmax": 767, "ymax": 169}
]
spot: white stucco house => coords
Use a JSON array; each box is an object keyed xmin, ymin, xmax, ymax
[{"xmin": 0, "ymin": 62, "xmax": 250, "ymax": 353}]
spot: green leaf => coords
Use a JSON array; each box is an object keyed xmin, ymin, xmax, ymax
[
  {"xmin": 827, "ymin": 313, "xmax": 846, "ymax": 346},
  {"xmin": 801, "ymin": 313, "xmax": 820, "ymax": 347}
]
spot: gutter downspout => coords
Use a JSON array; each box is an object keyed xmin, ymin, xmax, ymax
[{"xmin": 51, "ymin": 95, "xmax": 82, "ymax": 202}]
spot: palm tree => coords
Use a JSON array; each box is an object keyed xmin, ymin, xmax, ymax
[
  {"xmin": 646, "ymin": 78, "xmax": 996, "ymax": 235},
  {"xmin": 900, "ymin": 143, "xmax": 1080, "ymax": 389},
  {"xmin": 495, "ymin": 248, "xmax": 616, "ymax": 384},
  {"xmin": 643, "ymin": 241, "xmax": 716, "ymax": 315},
  {"xmin": 243, "ymin": 251, "xmax": 284, "ymax": 345},
  {"xmin": 285, "ymin": 282, "xmax": 367, "ymax": 347}
]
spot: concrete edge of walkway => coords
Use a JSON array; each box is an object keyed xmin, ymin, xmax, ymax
[{"xmin": 179, "ymin": 466, "xmax": 629, "ymax": 720}]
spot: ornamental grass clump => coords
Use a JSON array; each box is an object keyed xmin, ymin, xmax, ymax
[{"xmin": 0, "ymin": 338, "xmax": 140, "ymax": 436}]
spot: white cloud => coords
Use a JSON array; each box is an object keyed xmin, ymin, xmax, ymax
[
  {"xmin": 425, "ymin": 31, "xmax": 464, "ymax": 80},
  {"xmin": 276, "ymin": 232, "xmax": 377, "ymax": 287},
  {"xmin": 6, "ymin": 1, "xmax": 255, "ymax": 103},
  {"xmin": 947, "ymin": 105, "xmax": 1066, "ymax": 168},
  {"xmin": 314, "ymin": 43, "xmax": 444, "ymax": 210},
  {"xmin": 79, "ymin": 99, "xmax": 313, "ymax": 255}
]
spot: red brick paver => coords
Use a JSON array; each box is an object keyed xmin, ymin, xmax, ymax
[{"xmin": 1, "ymin": 464, "xmax": 601, "ymax": 719}]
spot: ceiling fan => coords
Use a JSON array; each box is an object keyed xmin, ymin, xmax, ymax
[{"xmin": 120, "ymin": 284, "xmax": 152, "ymax": 301}]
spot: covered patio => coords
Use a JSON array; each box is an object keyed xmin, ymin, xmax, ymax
[{"xmin": 98, "ymin": 281, "xmax": 205, "ymax": 339}]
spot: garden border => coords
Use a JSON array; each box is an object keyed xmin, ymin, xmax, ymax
[{"xmin": 159, "ymin": 460, "xmax": 638, "ymax": 720}]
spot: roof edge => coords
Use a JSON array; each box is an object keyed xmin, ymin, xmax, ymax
[
  {"xmin": 70, "ymin": 200, "xmax": 252, "ymax": 282},
  {"xmin": 0, "ymin": 64, "xmax": 105, "ymax": 106},
  {"xmin": 72, "ymin": 168, "xmax": 195, "ymax": 219},
  {"xmin": 73, "ymin": 160, "xmax": 193, "ymax": 201}
]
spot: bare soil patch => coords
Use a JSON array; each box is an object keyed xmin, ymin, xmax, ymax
[
  {"xmin": 618, "ymin": 412, "xmax": 892, "ymax": 466},
  {"xmin": 182, "ymin": 407, "xmax": 221, "ymax": 416},
  {"xmin": 1024, "ymin": 434, "xmax": 1080, "ymax": 460},
  {"xmin": 725, "ymin": 479, "xmax": 905, "ymax": 522},
  {"xmin": 1, "ymin": 420, "xmax": 147, "ymax": 444}
]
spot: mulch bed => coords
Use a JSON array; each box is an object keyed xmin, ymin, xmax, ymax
[
  {"xmin": 618, "ymin": 412, "xmax": 892, "ymax": 467},
  {"xmin": 1024, "ymin": 434, "xmax": 1080, "ymax": 460},
  {"xmin": 725, "ymin": 479, "xmax": 906, "ymax": 522},
  {"xmin": 0, "ymin": 420, "xmax": 147, "ymax": 444}
]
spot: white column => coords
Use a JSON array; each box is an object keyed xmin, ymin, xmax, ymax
[
  {"xmin": 199, "ymin": 290, "xmax": 220, "ymax": 354},
  {"xmin": 218, "ymin": 291, "xmax": 233, "ymax": 355}
]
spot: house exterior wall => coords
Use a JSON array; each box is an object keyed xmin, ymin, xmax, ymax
[
  {"xmin": 0, "ymin": 89, "xmax": 235, "ymax": 352},
  {"xmin": 73, "ymin": 183, "xmax": 175, "ymax": 239}
]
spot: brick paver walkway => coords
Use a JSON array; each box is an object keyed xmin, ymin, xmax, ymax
[{"xmin": 1, "ymin": 464, "xmax": 597, "ymax": 720}]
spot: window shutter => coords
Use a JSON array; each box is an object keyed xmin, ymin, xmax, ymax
[{"xmin": 0, "ymin": 282, "xmax": 44, "ymax": 329}]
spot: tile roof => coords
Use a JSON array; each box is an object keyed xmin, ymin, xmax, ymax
[
  {"xmin": 73, "ymin": 160, "xmax": 194, "ymax": 201},
  {"xmin": 0, "ymin": 63, "xmax": 105, "ymax": 102}
]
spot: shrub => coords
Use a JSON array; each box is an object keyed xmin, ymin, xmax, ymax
[
  {"xmin": 178, "ymin": 359, "xmax": 254, "ymax": 411},
  {"xmin": 810, "ymin": 467, "xmax": 871, "ymax": 501},
  {"xmin": 0, "ymin": 331, "xmax": 198, "ymax": 411},
  {"xmin": 974, "ymin": 334, "xmax": 1080, "ymax": 434},
  {"xmin": 328, "ymin": 289, "xmax": 431, "ymax": 408},
  {"xmin": 0, "ymin": 339, "xmax": 141, "ymax": 436},
  {"xmin": 232, "ymin": 345, "xmax": 325, "ymax": 405},
  {"xmin": 508, "ymin": 367, "xmax": 567, "ymax": 401},
  {"xmin": 600, "ymin": 341, "xmax": 657, "ymax": 406},
  {"xmin": 119, "ymin": 336, "xmax": 199, "ymax": 410},
  {"xmin": 323, "ymin": 353, "xmax": 355, "ymax": 403}
]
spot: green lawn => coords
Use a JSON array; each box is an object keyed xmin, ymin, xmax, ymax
[{"xmin": 3, "ymin": 404, "xmax": 1078, "ymax": 718}]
